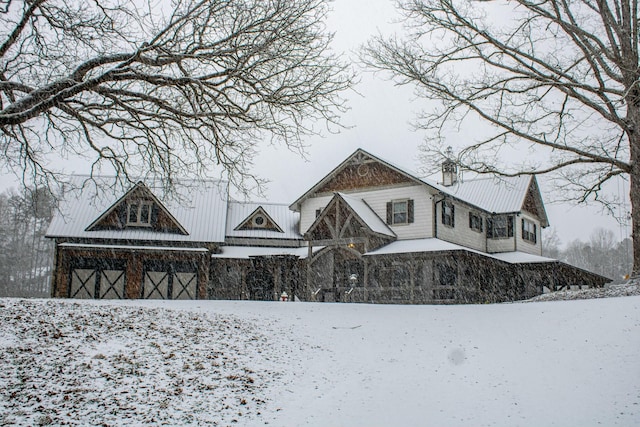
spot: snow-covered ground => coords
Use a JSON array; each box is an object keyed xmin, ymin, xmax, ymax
[{"xmin": 1, "ymin": 290, "xmax": 639, "ymax": 426}]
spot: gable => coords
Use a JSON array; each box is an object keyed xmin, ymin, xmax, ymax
[
  {"xmin": 234, "ymin": 206, "xmax": 284, "ymax": 233},
  {"xmin": 521, "ymin": 177, "xmax": 549, "ymax": 227},
  {"xmin": 290, "ymin": 149, "xmax": 425, "ymax": 211},
  {"xmin": 316, "ymin": 154, "xmax": 415, "ymax": 193},
  {"xmin": 305, "ymin": 193, "xmax": 395, "ymax": 242},
  {"xmin": 86, "ymin": 182, "xmax": 188, "ymax": 235}
]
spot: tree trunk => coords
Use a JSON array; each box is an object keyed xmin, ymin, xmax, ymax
[{"xmin": 629, "ymin": 119, "xmax": 640, "ymax": 277}]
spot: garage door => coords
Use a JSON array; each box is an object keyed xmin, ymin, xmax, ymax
[
  {"xmin": 142, "ymin": 262, "xmax": 198, "ymax": 300},
  {"xmin": 69, "ymin": 260, "xmax": 126, "ymax": 299}
]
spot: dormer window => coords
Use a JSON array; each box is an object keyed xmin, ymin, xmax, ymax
[
  {"xmin": 487, "ymin": 215, "xmax": 513, "ymax": 239},
  {"xmin": 127, "ymin": 201, "xmax": 153, "ymax": 227}
]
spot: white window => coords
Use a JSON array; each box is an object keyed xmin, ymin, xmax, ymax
[
  {"xmin": 522, "ymin": 219, "xmax": 537, "ymax": 243},
  {"xmin": 393, "ymin": 200, "xmax": 408, "ymax": 224},
  {"xmin": 127, "ymin": 201, "xmax": 153, "ymax": 226},
  {"xmin": 442, "ymin": 201, "xmax": 455, "ymax": 227}
]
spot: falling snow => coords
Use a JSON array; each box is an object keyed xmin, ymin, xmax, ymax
[{"xmin": 1, "ymin": 288, "xmax": 639, "ymax": 426}]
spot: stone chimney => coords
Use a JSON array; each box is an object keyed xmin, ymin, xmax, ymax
[{"xmin": 442, "ymin": 147, "xmax": 458, "ymax": 186}]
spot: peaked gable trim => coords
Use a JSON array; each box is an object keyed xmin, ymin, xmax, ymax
[
  {"xmin": 521, "ymin": 176, "xmax": 549, "ymax": 227},
  {"xmin": 85, "ymin": 181, "xmax": 189, "ymax": 235},
  {"xmin": 289, "ymin": 148, "xmax": 427, "ymax": 212},
  {"xmin": 233, "ymin": 206, "xmax": 284, "ymax": 233},
  {"xmin": 305, "ymin": 193, "xmax": 396, "ymax": 241}
]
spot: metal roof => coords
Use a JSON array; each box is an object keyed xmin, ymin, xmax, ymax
[
  {"xmin": 363, "ymin": 238, "xmax": 556, "ymax": 264},
  {"xmin": 337, "ymin": 193, "xmax": 395, "ymax": 237},
  {"xmin": 46, "ymin": 176, "xmax": 228, "ymax": 243},
  {"xmin": 289, "ymin": 148, "xmax": 547, "ymax": 224},
  {"xmin": 226, "ymin": 201, "xmax": 302, "ymax": 240},
  {"xmin": 426, "ymin": 175, "xmax": 533, "ymax": 214}
]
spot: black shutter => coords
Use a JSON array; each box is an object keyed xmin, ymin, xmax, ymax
[
  {"xmin": 534, "ymin": 223, "xmax": 537, "ymax": 243},
  {"xmin": 386, "ymin": 202, "xmax": 392, "ymax": 224},
  {"xmin": 469, "ymin": 212, "xmax": 473, "ymax": 229},
  {"xmin": 521, "ymin": 218, "xmax": 525, "ymax": 237},
  {"xmin": 508, "ymin": 216, "xmax": 514, "ymax": 237},
  {"xmin": 451, "ymin": 204, "xmax": 455, "ymax": 227},
  {"xmin": 408, "ymin": 199, "xmax": 414, "ymax": 223},
  {"xmin": 487, "ymin": 218, "xmax": 493, "ymax": 238}
]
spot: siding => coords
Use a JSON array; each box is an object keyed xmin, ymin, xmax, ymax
[
  {"xmin": 300, "ymin": 185, "xmax": 434, "ymax": 240},
  {"xmin": 515, "ymin": 213, "xmax": 541, "ymax": 256},
  {"xmin": 435, "ymin": 201, "xmax": 486, "ymax": 252}
]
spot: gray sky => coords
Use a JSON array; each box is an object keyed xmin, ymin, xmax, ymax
[
  {"xmin": 248, "ymin": 0, "xmax": 630, "ymax": 247},
  {"xmin": 0, "ymin": 0, "xmax": 629, "ymax": 248}
]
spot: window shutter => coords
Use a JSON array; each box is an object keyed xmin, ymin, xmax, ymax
[
  {"xmin": 534, "ymin": 224, "xmax": 537, "ymax": 243},
  {"xmin": 469, "ymin": 212, "xmax": 473, "ymax": 228},
  {"xmin": 486, "ymin": 218, "xmax": 493, "ymax": 238},
  {"xmin": 386, "ymin": 202, "xmax": 392, "ymax": 224},
  {"xmin": 508, "ymin": 216, "xmax": 514, "ymax": 237},
  {"xmin": 521, "ymin": 218, "xmax": 525, "ymax": 236},
  {"xmin": 408, "ymin": 199, "xmax": 414, "ymax": 223},
  {"xmin": 451, "ymin": 204, "xmax": 455, "ymax": 227}
]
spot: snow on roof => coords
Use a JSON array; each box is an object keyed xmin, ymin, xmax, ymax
[
  {"xmin": 337, "ymin": 193, "xmax": 395, "ymax": 237},
  {"xmin": 211, "ymin": 245, "xmax": 321, "ymax": 259},
  {"xmin": 489, "ymin": 251, "xmax": 557, "ymax": 264},
  {"xmin": 426, "ymin": 175, "xmax": 532, "ymax": 214},
  {"xmin": 364, "ymin": 238, "xmax": 557, "ymax": 265},
  {"xmin": 363, "ymin": 238, "xmax": 466, "ymax": 256},
  {"xmin": 226, "ymin": 201, "xmax": 302, "ymax": 240},
  {"xmin": 46, "ymin": 176, "xmax": 228, "ymax": 243},
  {"xmin": 58, "ymin": 243, "xmax": 209, "ymax": 252}
]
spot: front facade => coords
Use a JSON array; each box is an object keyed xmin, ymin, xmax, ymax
[{"xmin": 47, "ymin": 149, "xmax": 608, "ymax": 303}]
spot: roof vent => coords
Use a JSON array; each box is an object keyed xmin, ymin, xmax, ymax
[{"xmin": 442, "ymin": 147, "xmax": 458, "ymax": 187}]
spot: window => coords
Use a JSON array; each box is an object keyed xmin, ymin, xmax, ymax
[
  {"xmin": 127, "ymin": 201, "xmax": 153, "ymax": 226},
  {"xmin": 252, "ymin": 215, "xmax": 266, "ymax": 227},
  {"xmin": 442, "ymin": 201, "xmax": 455, "ymax": 227},
  {"xmin": 393, "ymin": 200, "xmax": 408, "ymax": 224},
  {"xmin": 487, "ymin": 216, "xmax": 513, "ymax": 238},
  {"xmin": 469, "ymin": 212, "xmax": 483, "ymax": 232},
  {"xmin": 386, "ymin": 199, "xmax": 414, "ymax": 225},
  {"xmin": 315, "ymin": 208, "xmax": 322, "ymax": 218},
  {"xmin": 522, "ymin": 219, "xmax": 537, "ymax": 243}
]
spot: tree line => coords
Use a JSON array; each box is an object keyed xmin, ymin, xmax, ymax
[
  {"xmin": 0, "ymin": 188, "xmax": 54, "ymax": 297},
  {"xmin": 543, "ymin": 228, "xmax": 632, "ymax": 282}
]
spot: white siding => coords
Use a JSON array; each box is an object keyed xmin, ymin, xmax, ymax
[
  {"xmin": 435, "ymin": 202, "xmax": 486, "ymax": 252},
  {"xmin": 515, "ymin": 213, "xmax": 542, "ymax": 255},
  {"xmin": 487, "ymin": 236, "xmax": 516, "ymax": 253},
  {"xmin": 299, "ymin": 185, "xmax": 434, "ymax": 240}
]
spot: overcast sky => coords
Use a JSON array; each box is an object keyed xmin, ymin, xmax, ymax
[
  {"xmin": 244, "ymin": 0, "xmax": 630, "ymax": 248},
  {"xmin": 1, "ymin": 0, "xmax": 630, "ymax": 248}
]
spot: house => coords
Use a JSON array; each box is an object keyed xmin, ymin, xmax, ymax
[{"xmin": 46, "ymin": 149, "xmax": 608, "ymax": 303}]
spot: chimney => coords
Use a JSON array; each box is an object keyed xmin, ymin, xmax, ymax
[{"xmin": 442, "ymin": 147, "xmax": 458, "ymax": 186}]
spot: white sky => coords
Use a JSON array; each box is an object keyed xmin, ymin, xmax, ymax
[
  {"xmin": 247, "ymin": 0, "xmax": 629, "ymax": 247},
  {"xmin": 0, "ymin": 0, "xmax": 629, "ymax": 248}
]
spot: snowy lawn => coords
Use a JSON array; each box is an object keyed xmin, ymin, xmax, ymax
[{"xmin": 1, "ymin": 294, "xmax": 639, "ymax": 426}]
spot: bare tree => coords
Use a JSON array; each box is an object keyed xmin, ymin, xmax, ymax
[
  {"xmin": 361, "ymin": 0, "xmax": 640, "ymax": 273},
  {"xmin": 0, "ymin": 0, "xmax": 353, "ymax": 196}
]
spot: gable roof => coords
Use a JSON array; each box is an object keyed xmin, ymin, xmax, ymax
[
  {"xmin": 85, "ymin": 181, "xmax": 188, "ymax": 235},
  {"xmin": 291, "ymin": 148, "xmax": 549, "ymax": 226},
  {"xmin": 304, "ymin": 192, "xmax": 396, "ymax": 241},
  {"xmin": 226, "ymin": 201, "xmax": 301, "ymax": 240},
  {"xmin": 289, "ymin": 148, "xmax": 425, "ymax": 211},
  {"xmin": 337, "ymin": 193, "xmax": 395, "ymax": 238},
  {"xmin": 46, "ymin": 176, "xmax": 228, "ymax": 243}
]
